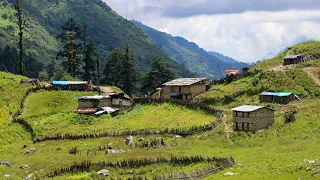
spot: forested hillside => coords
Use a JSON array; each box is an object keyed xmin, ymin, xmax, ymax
[
  {"xmin": 134, "ymin": 21, "xmax": 250, "ymax": 79},
  {"xmin": 0, "ymin": 0, "xmax": 192, "ymax": 78}
]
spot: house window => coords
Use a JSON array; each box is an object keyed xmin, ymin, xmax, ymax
[
  {"xmin": 170, "ymin": 86, "xmax": 174, "ymax": 93},
  {"xmin": 179, "ymin": 87, "xmax": 181, "ymax": 93}
]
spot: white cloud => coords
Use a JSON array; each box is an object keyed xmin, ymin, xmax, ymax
[{"xmin": 104, "ymin": 0, "xmax": 320, "ymax": 62}]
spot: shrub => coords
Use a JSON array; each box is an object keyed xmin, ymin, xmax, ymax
[
  {"xmin": 38, "ymin": 71, "xmax": 49, "ymax": 81},
  {"xmin": 51, "ymin": 71, "xmax": 75, "ymax": 81}
]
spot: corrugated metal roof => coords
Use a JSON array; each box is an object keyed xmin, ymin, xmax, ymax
[
  {"xmin": 52, "ymin": 81, "xmax": 69, "ymax": 85},
  {"xmin": 52, "ymin": 81, "xmax": 88, "ymax": 85},
  {"xmin": 260, "ymin": 92, "xmax": 294, "ymax": 97},
  {"xmin": 231, "ymin": 105, "xmax": 264, "ymax": 112},
  {"xmin": 163, "ymin": 78, "xmax": 207, "ymax": 86},
  {"xmin": 231, "ymin": 105, "xmax": 275, "ymax": 112},
  {"xmin": 284, "ymin": 54, "xmax": 302, "ymax": 59},
  {"xmin": 77, "ymin": 95, "xmax": 110, "ymax": 100}
]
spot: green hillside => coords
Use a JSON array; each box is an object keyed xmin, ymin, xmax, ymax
[
  {"xmin": 134, "ymin": 21, "xmax": 250, "ymax": 79},
  {"xmin": 0, "ymin": 42, "xmax": 320, "ymax": 179},
  {"xmin": 0, "ymin": 0, "xmax": 192, "ymax": 77}
]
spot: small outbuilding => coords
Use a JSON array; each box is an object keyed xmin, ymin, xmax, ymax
[
  {"xmin": 51, "ymin": 81, "xmax": 90, "ymax": 91},
  {"xmin": 232, "ymin": 105, "xmax": 275, "ymax": 132},
  {"xmin": 259, "ymin": 92, "xmax": 299, "ymax": 104},
  {"xmin": 283, "ymin": 54, "xmax": 307, "ymax": 66},
  {"xmin": 75, "ymin": 93, "xmax": 131, "ymax": 115},
  {"xmin": 160, "ymin": 78, "xmax": 209, "ymax": 100}
]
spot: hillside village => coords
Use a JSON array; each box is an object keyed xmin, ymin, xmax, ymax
[
  {"xmin": 0, "ymin": 0, "xmax": 320, "ymax": 179},
  {"xmin": 0, "ymin": 41, "xmax": 320, "ymax": 179}
]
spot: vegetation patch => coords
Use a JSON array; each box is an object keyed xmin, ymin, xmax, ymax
[{"xmin": 19, "ymin": 92, "xmax": 215, "ymax": 140}]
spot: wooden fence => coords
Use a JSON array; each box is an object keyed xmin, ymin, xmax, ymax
[{"xmin": 43, "ymin": 156, "xmax": 235, "ymax": 179}]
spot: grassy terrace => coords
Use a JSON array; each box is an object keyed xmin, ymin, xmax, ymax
[
  {"xmin": 19, "ymin": 91, "xmax": 215, "ymax": 139},
  {"xmin": 253, "ymin": 41, "xmax": 320, "ymax": 70}
]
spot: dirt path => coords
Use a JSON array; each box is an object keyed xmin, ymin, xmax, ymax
[
  {"xmin": 221, "ymin": 113, "xmax": 233, "ymax": 144},
  {"xmin": 303, "ymin": 67, "xmax": 320, "ymax": 86}
]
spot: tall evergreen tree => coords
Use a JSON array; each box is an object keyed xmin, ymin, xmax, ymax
[
  {"xmin": 120, "ymin": 43, "xmax": 139, "ymax": 94},
  {"xmin": 103, "ymin": 44, "xmax": 139, "ymax": 95},
  {"xmin": 82, "ymin": 41, "xmax": 97, "ymax": 81},
  {"xmin": 12, "ymin": 0, "xmax": 26, "ymax": 75},
  {"xmin": 96, "ymin": 55, "xmax": 101, "ymax": 85},
  {"xmin": 103, "ymin": 48, "xmax": 123, "ymax": 86},
  {"xmin": 142, "ymin": 55, "xmax": 176, "ymax": 94},
  {"xmin": 81, "ymin": 22, "xmax": 97, "ymax": 82},
  {"xmin": 56, "ymin": 18, "xmax": 82, "ymax": 77}
]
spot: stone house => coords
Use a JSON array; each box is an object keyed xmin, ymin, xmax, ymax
[
  {"xmin": 259, "ymin": 92, "xmax": 299, "ymax": 104},
  {"xmin": 75, "ymin": 93, "xmax": 131, "ymax": 115},
  {"xmin": 283, "ymin": 54, "xmax": 307, "ymax": 66},
  {"xmin": 231, "ymin": 105, "xmax": 275, "ymax": 132},
  {"xmin": 160, "ymin": 78, "xmax": 209, "ymax": 100}
]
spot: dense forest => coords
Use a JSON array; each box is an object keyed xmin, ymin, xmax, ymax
[{"xmin": 0, "ymin": 0, "xmax": 192, "ymax": 79}]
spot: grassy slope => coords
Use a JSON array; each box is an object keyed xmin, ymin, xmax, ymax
[
  {"xmin": 0, "ymin": 1, "xmax": 59, "ymax": 65},
  {"xmin": 0, "ymin": 72, "xmax": 32, "ymax": 148},
  {"xmin": 254, "ymin": 41, "xmax": 320, "ymax": 70},
  {"xmin": 1, "ymin": 41, "xmax": 320, "ymax": 179},
  {"xmin": 20, "ymin": 91, "xmax": 214, "ymax": 138}
]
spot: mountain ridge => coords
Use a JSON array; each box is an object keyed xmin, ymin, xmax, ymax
[
  {"xmin": 0, "ymin": 0, "xmax": 193, "ymax": 77},
  {"xmin": 133, "ymin": 20, "xmax": 250, "ymax": 79}
]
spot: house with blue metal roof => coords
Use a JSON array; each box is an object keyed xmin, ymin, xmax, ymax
[
  {"xmin": 259, "ymin": 92, "xmax": 300, "ymax": 104},
  {"xmin": 51, "ymin": 81, "xmax": 90, "ymax": 91}
]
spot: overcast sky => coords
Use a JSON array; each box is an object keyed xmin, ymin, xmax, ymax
[{"xmin": 103, "ymin": 0, "xmax": 320, "ymax": 62}]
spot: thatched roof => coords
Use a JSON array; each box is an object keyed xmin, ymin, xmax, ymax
[{"xmin": 162, "ymin": 78, "xmax": 207, "ymax": 86}]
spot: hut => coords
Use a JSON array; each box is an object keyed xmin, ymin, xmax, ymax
[
  {"xmin": 225, "ymin": 70, "xmax": 239, "ymax": 81},
  {"xmin": 75, "ymin": 93, "xmax": 131, "ymax": 115},
  {"xmin": 160, "ymin": 78, "xmax": 209, "ymax": 100},
  {"xmin": 231, "ymin": 105, "xmax": 275, "ymax": 132},
  {"xmin": 51, "ymin": 81, "xmax": 90, "ymax": 91},
  {"xmin": 283, "ymin": 54, "xmax": 307, "ymax": 66},
  {"xmin": 259, "ymin": 92, "xmax": 299, "ymax": 104}
]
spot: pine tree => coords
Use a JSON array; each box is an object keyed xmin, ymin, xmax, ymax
[
  {"xmin": 103, "ymin": 48, "xmax": 123, "ymax": 86},
  {"xmin": 12, "ymin": 0, "xmax": 26, "ymax": 75},
  {"xmin": 102, "ymin": 44, "xmax": 139, "ymax": 95},
  {"xmin": 142, "ymin": 55, "xmax": 176, "ymax": 94},
  {"xmin": 82, "ymin": 41, "xmax": 97, "ymax": 81},
  {"xmin": 81, "ymin": 22, "xmax": 97, "ymax": 82},
  {"xmin": 96, "ymin": 55, "xmax": 101, "ymax": 85},
  {"xmin": 56, "ymin": 18, "xmax": 82, "ymax": 77},
  {"xmin": 120, "ymin": 43, "xmax": 139, "ymax": 94}
]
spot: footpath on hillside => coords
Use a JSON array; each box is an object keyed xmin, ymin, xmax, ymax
[{"xmin": 303, "ymin": 68, "xmax": 320, "ymax": 86}]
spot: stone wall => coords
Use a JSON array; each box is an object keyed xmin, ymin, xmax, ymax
[
  {"xmin": 78, "ymin": 99, "xmax": 99, "ymax": 108},
  {"xmin": 161, "ymin": 83, "xmax": 206, "ymax": 100},
  {"xmin": 233, "ymin": 108, "xmax": 274, "ymax": 131}
]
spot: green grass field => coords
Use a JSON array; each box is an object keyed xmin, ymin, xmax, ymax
[
  {"xmin": 19, "ymin": 90, "xmax": 215, "ymax": 139},
  {"xmin": 1, "ymin": 41, "xmax": 320, "ymax": 179}
]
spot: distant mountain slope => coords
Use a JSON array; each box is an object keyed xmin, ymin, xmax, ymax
[
  {"xmin": 254, "ymin": 41, "xmax": 320, "ymax": 70},
  {"xmin": 0, "ymin": 0, "xmax": 192, "ymax": 77},
  {"xmin": 134, "ymin": 21, "xmax": 250, "ymax": 79},
  {"xmin": 209, "ymin": 52, "xmax": 238, "ymax": 64}
]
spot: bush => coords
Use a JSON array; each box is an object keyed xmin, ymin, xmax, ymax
[
  {"xmin": 38, "ymin": 71, "xmax": 49, "ymax": 81},
  {"xmin": 51, "ymin": 71, "xmax": 75, "ymax": 81}
]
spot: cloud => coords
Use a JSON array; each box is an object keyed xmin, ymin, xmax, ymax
[
  {"xmin": 104, "ymin": 0, "xmax": 320, "ymax": 62},
  {"xmin": 161, "ymin": 0, "xmax": 320, "ymax": 18}
]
